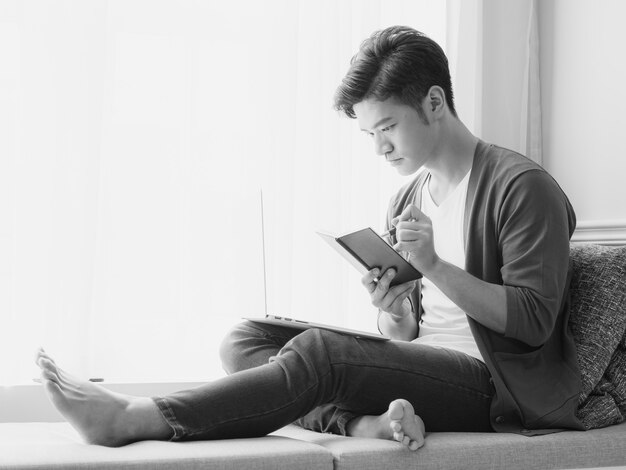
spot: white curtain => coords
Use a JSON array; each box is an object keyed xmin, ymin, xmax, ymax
[
  {"xmin": 1, "ymin": 0, "xmax": 539, "ymax": 386},
  {"xmin": 0, "ymin": 0, "xmax": 447, "ymax": 385},
  {"xmin": 447, "ymin": 0, "xmax": 543, "ymax": 163}
]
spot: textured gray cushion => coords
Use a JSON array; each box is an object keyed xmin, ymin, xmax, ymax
[{"xmin": 568, "ymin": 243, "xmax": 626, "ymax": 429}]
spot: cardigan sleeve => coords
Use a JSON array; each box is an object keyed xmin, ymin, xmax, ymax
[
  {"xmin": 385, "ymin": 174, "xmax": 426, "ymax": 320},
  {"xmin": 497, "ymin": 170, "xmax": 574, "ymax": 347}
]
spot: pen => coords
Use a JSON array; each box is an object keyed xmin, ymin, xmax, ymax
[{"xmin": 380, "ymin": 227, "xmax": 397, "ymax": 239}]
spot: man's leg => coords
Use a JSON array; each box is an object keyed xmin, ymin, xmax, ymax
[
  {"xmin": 219, "ymin": 321, "xmax": 493, "ymax": 436},
  {"xmin": 219, "ymin": 320, "xmax": 296, "ymax": 374},
  {"xmin": 37, "ymin": 328, "xmax": 493, "ymax": 447},
  {"xmin": 38, "ymin": 328, "xmax": 352, "ymax": 446},
  {"xmin": 35, "ymin": 349, "xmax": 173, "ymax": 447},
  {"xmin": 164, "ymin": 328, "xmax": 495, "ymax": 440},
  {"xmin": 219, "ymin": 321, "xmax": 364, "ymax": 435}
]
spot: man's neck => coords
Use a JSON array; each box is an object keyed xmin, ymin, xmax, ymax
[{"xmin": 423, "ymin": 118, "xmax": 477, "ymax": 205}]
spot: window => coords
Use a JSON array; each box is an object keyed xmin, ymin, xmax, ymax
[{"xmin": 0, "ymin": 0, "xmax": 446, "ymax": 386}]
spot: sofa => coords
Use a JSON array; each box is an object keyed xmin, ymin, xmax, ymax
[{"xmin": 1, "ymin": 243, "xmax": 625, "ymax": 470}]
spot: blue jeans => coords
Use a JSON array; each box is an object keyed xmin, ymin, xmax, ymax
[{"xmin": 153, "ymin": 321, "xmax": 494, "ymax": 441}]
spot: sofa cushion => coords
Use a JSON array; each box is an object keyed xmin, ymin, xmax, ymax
[
  {"xmin": 5, "ymin": 422, "xmax": 625, "ymax": 470},
  {"xmin": 576, "ymin": 340, "xmax": 626, "ymax": 430},
  {"xmin": 0, "ymin": 422, "xmax": 333, "ymax": 470},
  {"xmin": 569, "ymin": 243, "xmax": 626, "ymax": 429},
  {"xmin": 275, "ymin": 422, "xmax": 626, "ymax": 470}
]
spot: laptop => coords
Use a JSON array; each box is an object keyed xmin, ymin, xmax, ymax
[
  {"xmin": 244, "ymin": 314, "xmax": 390, "ymax": 341},
  {"xmin": 243, "ymin": 193, "xmax": 390, "ymax": 342}
]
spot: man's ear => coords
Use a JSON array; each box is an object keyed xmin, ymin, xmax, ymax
[{"xmin": 427, "ymin": 86, "xmax": 445, "ymax": 114}]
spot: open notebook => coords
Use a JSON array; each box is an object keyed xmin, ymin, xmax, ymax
[{"xmin": 243, "ymin": 194, "xmax": 390, "ymax": 342}]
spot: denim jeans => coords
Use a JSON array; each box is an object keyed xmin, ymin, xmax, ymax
[{"xmin": 152, "ymin": 321, "xmax": 494, "ymax": 441}]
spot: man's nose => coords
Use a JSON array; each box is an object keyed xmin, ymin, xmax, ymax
[{"xmin": 374, "ymin": 133, "xmax": 393, "ymax": 156}]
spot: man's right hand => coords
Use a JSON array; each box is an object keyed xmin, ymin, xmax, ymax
[{"xmin": 362, "ymin": 268, "xmax": 416, "ymax": 320}]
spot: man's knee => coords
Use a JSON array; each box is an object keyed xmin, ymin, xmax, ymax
[
  {"xmin": 279, "ymin": 328, "xmax": 344, "ymax": 365},
  {"xmin": 220, "ymin": 320, "xmax": 295, "ymax": 374},
  {"xmin": 218, "ymin": 321, "xmax": 258, "ymax": 374}
]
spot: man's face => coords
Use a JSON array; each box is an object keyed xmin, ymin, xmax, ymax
[{"xmin": 353, "ymin": 96, "xmax": 437, "ymax": 176}]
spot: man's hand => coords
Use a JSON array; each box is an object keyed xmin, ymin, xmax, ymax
[
  {"xmin": 392, "ymin": 204, "xmax": 439, "ymax": 275},
  {"xmin": 391, "ymin": 204, "xmax": 507, "ymax": 335},
  {"xmin": 362, "ymin": 268, "xmax": 416, "ymax": 319}
]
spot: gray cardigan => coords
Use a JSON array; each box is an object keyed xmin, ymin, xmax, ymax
[{"xmin": 386, "ymin": 140, "xmax": 584, "ymax": 434}]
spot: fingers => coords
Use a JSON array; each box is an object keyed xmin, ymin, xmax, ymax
[
  {"xmin": 391, "ymin": 204, "xmax": 425, "ymax": 226},
  {"xmin": 362, "ymin": 266, "xmax": 416, "ymax": 316},
  {"xmin": 361, "ymin": 267, "xmax": 396, "ymax": 296},
  {"xmin": 361, "ymin": 268, "xmax": 381, "ymax": 294},
  {"xmin": 395, "ymin": 219, "xmax": 430, "ymax": 242},
  {"xmin": 389, "ymin": 204, "xmax": 431, "ymax": 245},
  {"xmin": 371, "ymin": 269, "xmax": 399, "ymax": 307},
  {"xmin": 373, "ymin": 268, "xmax": 396, "ymax": 292},
  {"xmin": 393, "ymin": 216, "xmax": 435, "ymax": 272},
  {"xmin": 385, "ymin": 282, "xmax": 416, "ymax": 312},
  {"xmin": 370, "ymin": 270, "xmax": 416, "ymax": 312}
]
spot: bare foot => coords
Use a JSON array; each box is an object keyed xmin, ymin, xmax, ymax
[
  {"xmin": 388, "ymin": 399, "xmax": 425, "ymax": 450},
  {"xmin": 34, "ymin": 348, "xmax": 172, "ymax": 447},
  {"xmin": 347, "ymin": 399, "xmax": 425, "ymax": 451}
]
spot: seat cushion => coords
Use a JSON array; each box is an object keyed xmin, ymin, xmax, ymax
[
  {"xmin": 3, "ymin": 421, "xmax": 626, "ymax": 470},
  {"xmin": 568, "ymin": 244, "xmax": 626, "ymax": 429},
  {"xmin": 0, "ymin": 422, "xmax": 333, "ymax": 470},
  {"xmin": 275, "ymin": 422, "xmax": 626, "ymax": 470}
]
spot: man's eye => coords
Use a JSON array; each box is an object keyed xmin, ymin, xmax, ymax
[{"xmin": 381, "ymin": 124, "xmax": 395, "ymax": 132}]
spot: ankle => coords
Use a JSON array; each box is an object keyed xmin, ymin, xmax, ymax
[
  {"xmin": 345, "ymin": 416, "xmax": 361, "ymax": 437},
  {"xmin": 124, "ymin": 397, "xmax": 173, "ymax": 442}
]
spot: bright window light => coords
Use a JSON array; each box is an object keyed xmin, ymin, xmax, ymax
[{"xmin": 0, "ymin": 0, "xmax": 446, "ymax": 386}]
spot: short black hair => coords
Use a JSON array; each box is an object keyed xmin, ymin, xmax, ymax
[{"xmin": 334, "ymin": 25, "xmax": 457, "ymax": 120}]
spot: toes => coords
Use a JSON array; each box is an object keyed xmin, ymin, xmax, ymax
[
  {"xmin": 387, "ymin": 399, "xmax": 425, "ymax": 451},
  {"xmin": 408, "ymin": 440, "xmax": 421, "ymax": 451},
  {"xmin": 390, "ymin": 420, "xmax": 401, "ymax": 433},
  {"xmin": 38, "ymin": 357, "xmax": 59, "ymax": 375},
  {"xmin": 415, "ymin": 415, "xmax": 426, "ymax": 436},
  {"xmin": 35, "ymin": 348, "xmax": 55, "ymax": 364},
  {"xmin": 42, "ymin": 377, "xmax": 65, "ymax": 401},
  {"xmin": 37, "ymin": 357, "xmax": 68, "ymax": 388},
  {"xmin": 35, "ymin": 348, "xmax": 47, "ymax": 365},
  {"xmin": 36, "ymin": 357, "xmax": 82, "ymax": 392},
  {"xmin": 412, "ymin": 428, "xmax": 425, "ymax": 448},
  {"xmin": 388, "ymin": 399, "xmax": 406, "ymax": 421},
  {"xmin": 41, "ymin": 369, "xmax": 62, "ymax": 386}
]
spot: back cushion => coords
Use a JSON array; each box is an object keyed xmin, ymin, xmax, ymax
[{"xmin": 568, "ymin": 243, "xmax": 626, "ymax": 428}]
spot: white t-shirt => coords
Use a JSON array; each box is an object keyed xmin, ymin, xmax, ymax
[{"xmin": 412, "ymin": 170, "xmax": 484, "ymax": 362}]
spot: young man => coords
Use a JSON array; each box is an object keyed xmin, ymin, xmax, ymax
[{"xmin": 35, "ymin": 25, "xmax": 584, "ymax": 450}]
